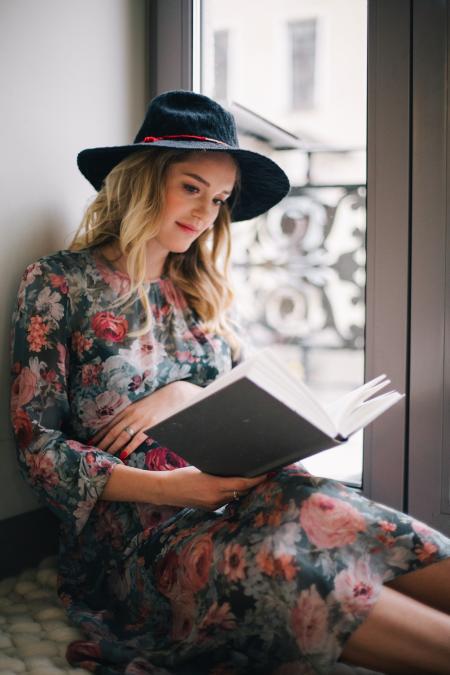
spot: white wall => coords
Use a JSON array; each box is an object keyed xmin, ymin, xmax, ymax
[{"xmin": 0, "ymin": 0, "xmax": 148, "ymax": 519}]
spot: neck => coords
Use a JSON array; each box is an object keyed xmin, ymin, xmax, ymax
[{"xmin": 100, "ymin": 241, "xmax": 168, "ymax": 281}]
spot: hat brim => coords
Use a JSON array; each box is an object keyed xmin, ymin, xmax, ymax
[{"xmin": 77, "ymin": 140, "xmax": 290, "ymax": 222}]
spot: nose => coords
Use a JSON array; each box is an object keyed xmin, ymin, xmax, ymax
[{"xmin": 191, "ymin": 196, "xmax": 215, "ymax": 226}]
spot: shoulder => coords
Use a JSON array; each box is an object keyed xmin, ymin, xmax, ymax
[
  {"xmin": 16, "ymin": 250, "xmax": 95, "ymax": 317},
  {"xmin": 22, "ymin": 249, "xmax": 91, "ymax": 279}
]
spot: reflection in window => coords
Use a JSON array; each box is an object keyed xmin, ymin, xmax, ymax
[{"xmin": 289, "ymin": 18, "xmax": 317, "ymax": 110}]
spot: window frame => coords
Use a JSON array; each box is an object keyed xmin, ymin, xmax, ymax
[{"xmin": 149, "ymin": 0, "xmax": 431, "ymax": 515}]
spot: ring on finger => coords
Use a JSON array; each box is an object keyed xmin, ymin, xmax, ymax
[
  {"xmin": 233, "ymin": 489, "xmax": 240, "ymax": 501},
  {"xmin": 123, "ymin": 425, "xmax": 136, "ymax": 438}
]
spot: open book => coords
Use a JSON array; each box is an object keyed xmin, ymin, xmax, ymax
[{"xmin": 145, "ymin": 349, "xmax": 404, "ymax": 477}]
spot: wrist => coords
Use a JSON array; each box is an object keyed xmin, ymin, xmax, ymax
[
  {"xmin": 150, "ymin": 470, "xmax": 174, "ymax": 507},
  {"xmin": 101, "ymin": 464, "xmax": 173, "ymax": 504}
]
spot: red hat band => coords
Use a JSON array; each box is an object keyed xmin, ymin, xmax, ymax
[{"xmin": 142, "ymin": 134, "xmax": 230, "ymax": 146}]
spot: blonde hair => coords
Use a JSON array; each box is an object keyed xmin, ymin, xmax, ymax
[{"xmin": 70, "ymin": 149, "xmax": 242, "ymax": 357}]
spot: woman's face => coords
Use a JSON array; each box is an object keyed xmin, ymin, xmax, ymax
[{"xmin": 155, "ymin": 152, "xmax": 237, "ymax": 253}]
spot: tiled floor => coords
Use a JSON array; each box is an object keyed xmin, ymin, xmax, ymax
[{"xmin": 0, "ymin": 558, "xmax": 385, "ymax": 675}]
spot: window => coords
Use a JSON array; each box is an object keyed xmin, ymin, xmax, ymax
[{"xmin": 201, "ymin": 0, "xmax": 367, "ymax": 487}]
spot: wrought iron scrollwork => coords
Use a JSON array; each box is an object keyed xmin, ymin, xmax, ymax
[{"xmin": 231, "ymin": 185, "xmax": 366, "ymax": 355}]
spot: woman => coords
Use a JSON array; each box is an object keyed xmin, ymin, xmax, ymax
[{"xmin": 10, "ymin": 90, "xmax": 450, "ymax": 675}]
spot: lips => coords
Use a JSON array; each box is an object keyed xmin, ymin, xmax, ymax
[{"xmin": 176, "ymin": 222, "xmax": 200, "ymax": 233}]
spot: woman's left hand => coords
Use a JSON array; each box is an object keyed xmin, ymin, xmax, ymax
[{"xmin": 89, "ymin": 380, "xmax": 202, "ymax": 460}]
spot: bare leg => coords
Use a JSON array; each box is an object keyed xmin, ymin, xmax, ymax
[
  {"xmin": 385, "ymin": 557, "xmax": 450, "ymax": 613},
  {"xmin": 340, "ymin": 585, "xmax": 450, "ymax": 674}
]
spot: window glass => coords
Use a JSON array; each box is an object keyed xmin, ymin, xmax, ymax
[
  {"xmin": 200, "ymin": 0, "xmax": 367, "ymax": 486},
  {"xmin": 213, "ymin": 30, "xmax": 229, "ymax": 101},
  {"xmin": 289, "ymin": 19, "xmax": 317, "ymax": 110}
]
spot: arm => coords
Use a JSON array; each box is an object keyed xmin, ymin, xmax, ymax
[
  {"xmin": 101, "ymin": 463, "xmax": 266, "ymax": 510},
  {"xmin": 10, "ymin": 259, "xmax": 265, "ymax": 517},
  {"xmin": 10, "ymin": 259, "xmax": 122, "ymax": 534}
]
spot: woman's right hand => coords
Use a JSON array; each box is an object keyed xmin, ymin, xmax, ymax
[
  {"xmin": 90, "ymin": 380, "xmax": 202, "ymax": 459},
  {"xmin": 154, "ymin": 466, "xmax": 267, "ymax": 510}
]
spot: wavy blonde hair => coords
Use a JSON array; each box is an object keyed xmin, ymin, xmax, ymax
[{"xmin": 70, "ymin": 148, "xmax": 242, "ymax": 357}]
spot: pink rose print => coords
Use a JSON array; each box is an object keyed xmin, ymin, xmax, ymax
[
  {"xmin": 415, "ymin": 541, "xmax": 438, "ymax": 563},
  {"xmin": 155, "ymin": 550, "xmax": 180, "ymax": 598},
  {"xmin": 333, "ymin": 557, "xmax": 381, "ymax": 617},
  {"xmin": 175, "ymin": 350, "xmax": 198, "ymax": 363},
  {"xmin": 178, "ymin": 534, "xmax": 214, "ymax": 592},
  {"xmin": 26, "ymin": 451, "xmax": 59, "ymax": 488},
  {"xmin": 299, "ymin": 492, "xmax": 366, "ymax": 549},
  {"xmin": 412, "ymin": 520, "xmax": 439, "ymax": 563},
  {"xmin": 82, "ymin": 391, "xmax": 129, "ymax": 430},
  {"xmin": 292, "ymin": 585, "xmax": 328, "ymax": 654},
  {"xmin": 49, "ymin": 273, "xmax": 69, "ymax": 294},
  {"xmin": 10, "ymin": 366, "xmax": 38, "ymax": 414},
  {"xmin": 144, "ymin": 447, "xmax": 189, "ymax": 471},
  {"xmin": 91, "ymin": 311, "xmax": 128, "ymax": 343},
  {"xmin": 66, "ymin": 440, "xmax": 91, "ymax": 453},
  {"xmin": 13, "ymin": 409, "xmax": 33, "ymax": 449},
  {"xmin": 170, "ymin": 592, "xmax": 196, "ymax": 641},
  {"xmin": 185, "ymin": 324, "xmax": 208, "ymax": 345},
  {"xmin": 66, "ymin": 640, "xmax": 102, "ymax": 666}
]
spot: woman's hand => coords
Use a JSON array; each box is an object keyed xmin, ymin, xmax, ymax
[
  {"xmin": 154, "ymin": 466, "xmax": 268, "ymax": 510},
  {"xmin": 90, "ymin": 381, "xmax": 202, "ymax": 459}
]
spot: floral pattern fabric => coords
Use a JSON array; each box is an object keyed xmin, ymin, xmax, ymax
[{"xmin": 10, "ymin": 248, "xmax": 450, "ymax": 675}]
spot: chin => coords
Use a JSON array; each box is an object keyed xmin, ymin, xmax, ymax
[{"xmin": 169, "ymin": 243, "xmax": 194, "ymax": 254}]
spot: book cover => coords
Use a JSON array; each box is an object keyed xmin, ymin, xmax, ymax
[{"xmin": 145, "ymin": 377, "xmax": 342, "ymax": 477}]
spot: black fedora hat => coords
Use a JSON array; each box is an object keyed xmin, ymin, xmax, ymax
[{"xmin": 77, "ymin": 90, "xmax": 290, "ymax": 222}]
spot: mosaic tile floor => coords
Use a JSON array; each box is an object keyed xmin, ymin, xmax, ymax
[{"xmin": 0, "ymin": 557, "xmax": 384, "ymax": 675}]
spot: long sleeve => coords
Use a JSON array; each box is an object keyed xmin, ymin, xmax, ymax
[{"xmin": 10, "ymin": 258, "xmax": 122, "ymax": 535}]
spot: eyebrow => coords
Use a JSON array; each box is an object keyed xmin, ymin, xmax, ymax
[{"xmin": 182, "ymin": 172, "xmax": 232, "ymax": 195}]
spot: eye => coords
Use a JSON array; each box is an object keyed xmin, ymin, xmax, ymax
[
  {"xmin": 213, "ymin": 198, "xmax": 226, "ymax": 207},
  {"xmin": 183, "ymin": 183, "xmax": 199, "ymax": 194}
]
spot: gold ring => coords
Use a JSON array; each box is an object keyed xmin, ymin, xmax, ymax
[
  {"xmin": 233, "ymin": 489, "xmax": 240, "ymax": 501},
  {"xmin": 123, "ymin": 425, "xmax": 136, "ymax": 437}
]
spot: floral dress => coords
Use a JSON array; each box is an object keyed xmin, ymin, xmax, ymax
[{"xmin": 10, "ymin": 248, "xmax": 450, "ymax": 675}]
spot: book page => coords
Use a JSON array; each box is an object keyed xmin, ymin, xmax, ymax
[
  {"xmin": 338, "ymin": 391, "xmax": 404, "ymax": 438},
  {"xmin": 250, "ymin": 350, "xmax": 337, "ymax": 437},
  {"xmin": 324, "ymin": 375, "xmax": 389, "ymax": 427}
]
